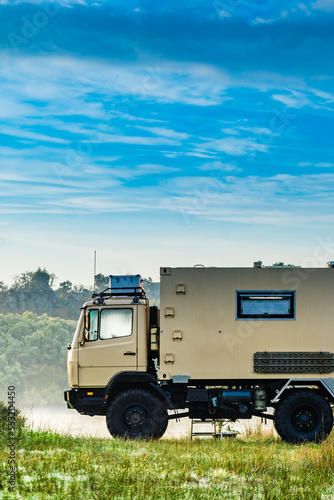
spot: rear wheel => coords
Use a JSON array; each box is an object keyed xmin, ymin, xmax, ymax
[
  {"xmin": 106, "ymin": 388, "xmax": 168, "ymax": 439},
  {"xmin": 274, "ymin": 390, "xmax": 333, "ymax": 443}
]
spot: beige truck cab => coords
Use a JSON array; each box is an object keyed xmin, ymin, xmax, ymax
[{"xmin": 65, "ymin": 266, "xmax": 334, "ymax": 443}]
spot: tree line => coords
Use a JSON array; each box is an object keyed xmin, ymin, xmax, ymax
[
  {"xmin": 0, "ymin": 312, "xmax": 76, "ymax": 405},
  {"xmin": 0, "ymin": 269, "xmax": 159, "ymax": 406},
  {"xmin": 0, "ymin": 268, "xmax": 159, "ymax": 320}
]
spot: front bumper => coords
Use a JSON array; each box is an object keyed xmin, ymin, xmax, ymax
[
  {"xmin": 64, "ymin": 388, "xmax": 105, "ymax": 415},
  {"xmin": 64, "ymin": 389, "xmax": 77, "ymax": 409}
]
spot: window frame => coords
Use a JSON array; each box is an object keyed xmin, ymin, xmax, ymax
[
  {"xmin": 99, "ymin": 307, "xmax": 133, "ymax": 340},
  {"xmin": 235, "ymin": 290, "xmax": 296, "ymax": 321},
  {"xmin": 84, "ymin": 307, "xmax": 134, "ymax": 341},
  {"xmin": 85, "ymin": 308, "xmax": 99, "ymax": 342}
]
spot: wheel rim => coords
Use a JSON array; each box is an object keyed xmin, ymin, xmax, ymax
[
  {"xmin": 122, "ymin": 404, "xmax": 148, "ymax": 432},
  {"xmin": 291, "ymin": 406, "xmax": 318, "ymax": 433}
]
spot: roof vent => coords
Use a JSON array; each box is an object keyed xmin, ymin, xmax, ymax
[{"xmin": 253, "ymin": 261, "xmax": 263, "ymax": 268}]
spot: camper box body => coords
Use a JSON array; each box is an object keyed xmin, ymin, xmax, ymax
[{"xmin": 159, "ymin": 267, "xmax": 334, "ymax": 381}]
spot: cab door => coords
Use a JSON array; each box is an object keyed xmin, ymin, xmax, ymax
[{"xmin": 78, "ymin": 305, "xmax": 138, "ymax": 387}]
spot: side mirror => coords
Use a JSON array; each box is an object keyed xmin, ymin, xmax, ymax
[{"xmin": 79, "ymin": 315, "xmax": 88, "ymax": 345}]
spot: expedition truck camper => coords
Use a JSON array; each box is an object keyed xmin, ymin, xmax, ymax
[{"xmin": 65, "ymin": 264, "xmax": 334, "ymax": 443}]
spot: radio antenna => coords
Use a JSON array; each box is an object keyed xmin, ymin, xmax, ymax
[{"xmin": 93, "ymin": 250, "xmax": 97, "ymax": 295}]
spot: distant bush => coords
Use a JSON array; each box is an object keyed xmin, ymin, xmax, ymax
[{"xmin": 0, "ymin": 399, "xmax": 26, "ymax": 440}]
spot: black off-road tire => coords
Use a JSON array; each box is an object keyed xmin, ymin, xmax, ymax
[
  {"xmin": 274, "ymin": 390, "xmax": 333, "ymax": 443},
  {"xmin": 106, "ymin": 388, "xmax": 168, "ymax": 439}
]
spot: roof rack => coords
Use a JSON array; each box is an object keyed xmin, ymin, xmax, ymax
[
  {"xmin": 92, "ymin": 274, "xmax": 147, "ymax": 304},
  {"xmin": 92, "ymin": 286, "xmax": 147, "ymax": 305}
]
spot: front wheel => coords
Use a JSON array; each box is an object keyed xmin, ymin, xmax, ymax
[
  {"xmin": 106, "ymin": 388, "xmax": 168, "ymax": 439},
  {"xmin": 274, "ymin": 390, "xmax": 333, "ymax": 443}
]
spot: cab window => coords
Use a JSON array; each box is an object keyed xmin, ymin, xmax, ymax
[
  {"xmin": 100, "ymin": 309, "xmax": 133, "ymax": 340},
  {"xmin": 86, "ymin": 309, "xmax": 99, "ymax": 341}
]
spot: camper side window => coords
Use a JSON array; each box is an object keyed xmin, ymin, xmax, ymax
[
  {"xmin": 100, "ymin": 309, "xmax": 133, "ymax": 339},
  {"xmin": 236, "ymin": 291, "xmax": 295, "ymax": 320}
]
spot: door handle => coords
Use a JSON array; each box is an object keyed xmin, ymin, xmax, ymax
[{"xmin": 124, "ymin": 351, "xmax": 136, "ymax": 356}]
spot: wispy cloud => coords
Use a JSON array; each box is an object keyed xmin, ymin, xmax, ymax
[
  {"xmin": 198, "ymin": 161, "xmax": 239, "ymax": 172},
  {"xmin": 222, "ymin": 128, "xmax": 240, "ymax": 136},
  {"xmin": 198, "ymin": 137, "xmax": 269, "ymax": 156},
  {"xmin": 237, "ymin": 126, "xmax": 272, "ymax": 135},
  {"xmin": 252, "ymin": 18, "xmax": 274, "ymax": 24},
  {"xmin": 1, "ymin": 127, "xmax": 69, "ymax": 144},
  {"xmin": 82, "ymin": 163, "xmax": 180, "ymax": 180},
  {"xmin": 2, "ymin": 162, "xmax": 333, "ymax": 229},
  {"xmin": 2, "ymin": 2, "xmax": 333, "ymax": 78},
  {"xmin": 163, "ymin": 173, "xmax": 334, "ymax": 226},
  {"xmin": 272, "ymin": 91, "xmax": 311, "ymax": 108},
  {"xmin": 309, "ymin": 88, "xmax": 334, "ymax": 102},
  {"xmin": 311, "ymin": 0, "xmax": 334, "ymax": 11},
  {"xmin": 92, "ymin": 134, "xmax": 180, "ymax": 146},
  {"xmin": 0, "ymin": 96, "xmax": 35, "ymax": 118},
  {"xmin": 135, "ymin": 126, "xmax": 190, "ymax": 140}
]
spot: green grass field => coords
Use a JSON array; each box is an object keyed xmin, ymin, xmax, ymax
[{"xmin": 1, "ymin": 426, "xmax": 334, "ymax": 499}]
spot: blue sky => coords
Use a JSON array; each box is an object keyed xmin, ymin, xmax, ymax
[{"xmin": 0, "ymin": 0, "xmax": 334, "ymax": 285}]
